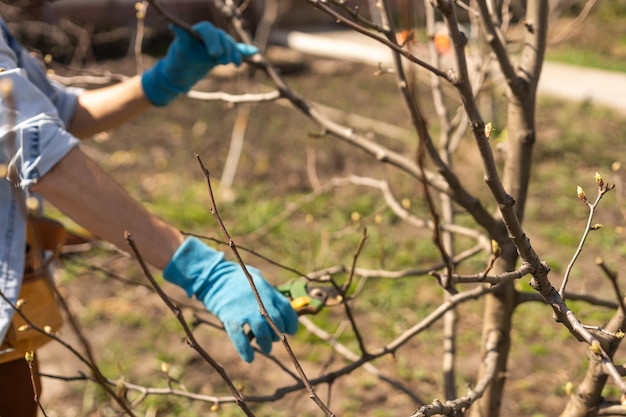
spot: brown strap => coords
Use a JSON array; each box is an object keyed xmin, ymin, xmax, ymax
[
  {"xmin": 24, "ymin": 216, "xmax": 66, "ymax": 277},
  {"xmin": 27, "ymin": 216, "xmax": 66, "ymax": 254},
  {"xmin": 0, "ymin": 217, "xmax": 67, "ymax": 363}
]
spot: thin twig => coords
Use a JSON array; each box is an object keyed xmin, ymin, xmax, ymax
[
  {"xmin": 187, "ymin": 89, "xmax": 280, "ymax": 103},
  {"xmin": 411, "ymin": 330, "xmax": 501, "ymax": 417},
  {"xmin": 337, "ymin": 227, "xmax": 369, "ymax": 355},
  {"xmin": 550, "ymin": 0, "xmax": 599, "ymax": 45},
  {"xmin": 134, "ymin": 1, "xmax": 148, "ymax": 73},
  {"xmin": 144, "ymin": 0, "xmax": 203, "ymax": 43},
  {"xmin": 305, "ymin": 0, "xmax": 449, "ymax": 79},
  {"xmin": 26, "ymin": 353, "xmax": 48, "ymax": 417},
  {"xmin": 377, "ymin": 0, "xmax": 457, "ymax": 294},
  {"xmin": 299, "ymin": 315, "xmax": 424, "ymax": 405},
  {"xmin": 194, "ymin": 153, "xmax": 336, "ymax": 417},
  {"xmin": 124, "ymin": 232, "xmax": 256, "ymax": 417},
  {"xmin": 559, "ymin": 179, "xmax": 615, "ymax": 297},
  {"xmin": 596, "ymin": 257, "xmax": 626, "ymax": 314},
  {"xmin": 0, "ymin": 288, "xmax": 137, "ymax": 416}
]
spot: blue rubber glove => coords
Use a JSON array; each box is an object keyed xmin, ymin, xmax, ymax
[
  {"xmin": 163, "ymin": 237, "xmax": 299, "ymax": 362},
  {"xmin": 141, "ymin": 22, "xmax": 259, "ymax": 106}
]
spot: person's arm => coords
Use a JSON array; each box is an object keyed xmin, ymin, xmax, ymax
[
  {"xmin": 31, "ymin": 146, "xmax": 183, "ymax": 270},
  {"xmin": 31, "ymin": 147, "xmax": 299, "ymax": 362},
  {"xmin": 4, "ymin": 20, "xmax": 295, "ymax": 362},
  {"xmin": 68, "ymin": 76, "xmax": 152, "ymax": 140},
  {"xmin": 68, "ymin": 22, "xmax": 259, "ymax": 140}
]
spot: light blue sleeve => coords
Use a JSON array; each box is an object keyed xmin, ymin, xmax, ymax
[
  {"xmin": 0, "ymin": 18, "xmax": 82, "ymax": 126},
  {"xmin": 0, "ymin": 184, "xmax": 26, "ymax": 348},
  {"xmin": 0, "ymin": 24, "xmax": 80, "ymax": 344},
  {"xmin": 19, "ymin": 51, "xmax": 83, "ymax": 127},
  {"xmin": 0, "ymin": 22, "xmax": 80, "ymax": 186},
  {"xmin": 1, "ymin": 68, "xmax": 80, "ymax": 188}
]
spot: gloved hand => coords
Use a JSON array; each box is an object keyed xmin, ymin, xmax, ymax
[
  {"xmin": 141, "ymin": 22, "xmax": 259, "ymax": 106},
  {"xmin": 163, "ymin": 237, "xmax": 299, "ymax": 362}
]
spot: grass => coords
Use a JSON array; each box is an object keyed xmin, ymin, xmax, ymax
[
  {"xmin": 40, "ymin": 7, "xmax": 626, "ymax": 415},
  {"xmin": 547, "ymin": 48, "xmax": 626, "ymax": 73},
  {"xmin": 45, "ymin": 84, "xmax": 626, "ymax": 417},
  {"xmin": 547, "ymin": 3, "xmax": 626, "ymax": 72}
]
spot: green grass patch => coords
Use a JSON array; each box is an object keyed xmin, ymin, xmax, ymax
[{"xmin": 546, "ymin": 49, "xmax": 626, "ymax": 73}]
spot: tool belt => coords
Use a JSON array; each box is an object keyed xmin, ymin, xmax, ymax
[{"xmin": 0, "ymin": 217, "xmax": 66, "ymax": 364}]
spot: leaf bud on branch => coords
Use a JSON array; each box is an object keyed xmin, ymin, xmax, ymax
[
  {"xmin": 590, "ymin": 340, "xmax": 602, "ymax": 355},
  {"xmin": 595, "ymin": 171, "xmax": 604, "ymax": 189}
]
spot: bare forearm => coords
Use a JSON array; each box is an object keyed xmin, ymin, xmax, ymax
[
  {"xmin": 68, "ymin": 76, "xmax": 153, "ymax": 139},
  {"xmin": 31, "ymin": 147, "xmax": 184, "ymax": 270}
]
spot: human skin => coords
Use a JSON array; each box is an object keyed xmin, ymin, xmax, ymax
[
  {"xmin": 31, "ymin": 75, "xmax": 185, "ymax": 270},
  {"xmin": 68, "ymin": 75, "xmax": 152, "ymax": 140}
]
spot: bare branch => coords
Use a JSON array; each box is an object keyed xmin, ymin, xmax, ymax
[
  {"xmin": 194, "ymin": 153, "xmax": 336, "ymax": 416},
  {"xmin": 550, "ymin": 0, "xmax": 599, "ymax": 45},
  {"xmin": 124, "ymin": 232, "xmax": 255, "ymax": 416},
  {"xmin": 411, "ymin": 329, "xmax": 501, "ymax": 417},
  {"xmin": 305, "ymin": 0, "xmax": 450, "ymax": 79},
  {"xmin": 475, "ymin": 0, "xmax": 521, "ymax": 95},
  {"xmin": 559, "ymin": 175, "xmax": 615, "ymax": 297},
  {"xmin": 299, "ymin": 315, "xmax": 424, "ymax": 405},
  {"xmin": 187, "ymin": 89, "xmax": 280, "ymax": 103}
]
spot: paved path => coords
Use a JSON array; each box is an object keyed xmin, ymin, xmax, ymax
[
  {"xmin": 272, "ymin": 29, "xmax": 626, "ymax": 115},
  {"xmin": 539, "ymin": 62, "xmax": 626, "ymax": 112}
]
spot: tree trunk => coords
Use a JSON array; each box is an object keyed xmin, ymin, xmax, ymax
[
  {"xmin": 470, "ymin": 263, "xmax": 516, "ymax": 417},
  {"xmin": 470, "ymin": 0, "xmax": 547, "ymax": 415}
]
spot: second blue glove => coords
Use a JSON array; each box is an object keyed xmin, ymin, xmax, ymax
[
  {"xmin": 163, "ymin": 237, "xmax": 299, "ymax": 362},
  {"xmin": 142, "ymin": 22, "xmax": 259, "ymax": 106}
]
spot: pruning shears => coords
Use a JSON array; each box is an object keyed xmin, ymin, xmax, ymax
[
  {"xmin": 277, "ymin": 279, "xmax": 343, "ymax": 315},
  {"xmin": 247, "ymin": 279, "xmax": 344, "ymax": 341}
]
